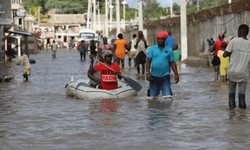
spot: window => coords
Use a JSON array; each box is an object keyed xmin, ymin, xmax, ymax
[
  {"xmin": 79, "ymin": 33, "xmax": 94, "ymax": 39},
  {"xmin": 19, "ymin": 18, "xmax": 22, "ymax": 25},
  {"xmin": 11, "ymin": 0, "xmax": 19, "ymax": 4}
]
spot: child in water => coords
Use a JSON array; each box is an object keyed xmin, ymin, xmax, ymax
[
  {"xmin": 172, "ymin": 44, "xmax": 182, "ymax": 74},
  {"xmin": 217, "ymin": 42, "xmax": 229, "ymax": 82},
  {"xmin": 19, "ymin": 50, "xmax": 31, "ymax": 81}
]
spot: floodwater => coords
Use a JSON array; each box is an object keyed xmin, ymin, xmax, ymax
[{"xmin": 1, "ymin": 49, "xmax": 250, "ymax": 150}]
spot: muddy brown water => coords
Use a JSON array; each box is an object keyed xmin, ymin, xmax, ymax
[{"xmin": 0, "ymin": 49, "xmax": 250, "ymax": 150}]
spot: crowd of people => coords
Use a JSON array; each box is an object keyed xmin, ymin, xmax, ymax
[
  {"xmin": 84, "ymin": 30, "xmax": 180, "ymax": 100},
  {"xmin": 18, "ymin": 24, "xmax": 250, "ymax": 110},
  {"xmin": 85, "ymin": 24, "xmax": 250, "ymax": 110},
  {"xmin": 208, "ymin": 24, "xmax": 250, "ymax": 110}
]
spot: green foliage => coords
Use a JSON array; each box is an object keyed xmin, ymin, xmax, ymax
[
  {"xmin": 172, "ymin": 0, "xmax": 242, "ymax": 14},
  {"xmin": 186, "ymin": 4, "xmax": 199, "ymax": 14},
  {"xmin": 125, "ymin": 8, "xmax": 137, "ymax": 20},
  {"xmin": 173, "ymin": 2, "xmax": 180, "ymax": 13},
  {"xmin": 142, "ymin": 1, "xmax": 167, "ymax": 20},
  {"xmin": 25, "ymin": 5, "xmax": 48, "ymax": 23},
  {"xmin": 198, "ymin": 0, "xmax": 242, "ymax": 10},
  {"xmin": 23, "ymin": 0, "xmax": 48, "ymax": 14},
  {"xmin": 45, "ymin": 0, "xmax": 88, "ymax": 14},
  {"xmin": 23, "ymin": 0, "xmax": 243, "ymax": 22}
]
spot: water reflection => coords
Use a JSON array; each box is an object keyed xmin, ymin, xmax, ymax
[
  {"xmin": 226, "ymin": 110, "xmax": 250, "ymax": 149},
  {"xmin": 147, "ymin": 99, "xmax": 172, "ymax": 130},
  {"xmin": 1, "ymin": 49, "xmax": 250, "ymax": 149},
  {"xmin": 98, "ymin": 99, "xmax": 118, "ymax": 123},
  {"xmin": 228, "ymin": 109, "xmax": 248, "ymax": 121},
  {"xmin": 99, "ymin": 99, "xmax": 117, "ymax": 113}
]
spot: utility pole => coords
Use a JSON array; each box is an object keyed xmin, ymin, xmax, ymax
[
  {"xmin": 197, "ymin": 0, "xmax": 199, "ymax": 11},
  {"xmin": 138, "ymin": 0, "xmax": 143, "ymax": 30},
  {"xmin": 116, "ymin": 0, "xmax": 120, "ymax": 35},
  {"xmin": 109, "ymin": 4, "xmax": 114, "ymax": 32},
  {"xmin": 181, "ymin": 0, "xmax": 187, "ymax": 61},
  {"xmin": 38, "ymin": 7, "xmax": 41, "ymax": 27},
  {"xmin": 87, "ymin": 0, "xmax": 91, "ymax": 29},
  {"xmin": 122, "ymin": 0, "xmax": 127, "ymax": 29},
  {"xmin": 98, "ymin": 1, "xmax": 100, "ymax": 33},
  {"xmin": 170, "ymin": 0, "xmax": 173, "ymax": 18},
  {"xmin": 105, "ymin": 0, "xmax": 109, "ymax": 37},
  {"xmin": 93, "ymin": 0, "xmax": 96, "ymax": 33}
]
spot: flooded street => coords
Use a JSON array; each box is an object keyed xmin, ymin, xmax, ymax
[{"xmin": 1, "ymin": 49, "xmax": 250, "ymax": 150}]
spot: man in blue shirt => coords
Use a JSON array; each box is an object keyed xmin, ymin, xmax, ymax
[
  {"xmin": 146, "ymin": 31, "xmax": 179, "ymax": 99},
  {"xmin": 165, "ymin": 31, "xmax": 175, "ymax": 49}
]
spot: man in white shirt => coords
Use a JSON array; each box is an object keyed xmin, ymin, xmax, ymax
[
  {"xmin": 51, "ymin": 40, "xmax": 58, "ymax": 58},
  {"xmin": 128, "ymin": 34, "xmax": 137, "ymax": 68},
  {"xmin": 223, "ymin": 24, "xmax": 250, "ymax": 110}
]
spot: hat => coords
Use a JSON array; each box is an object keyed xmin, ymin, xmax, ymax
[
  {"xmin": 104, "ymin": 50, "xmax": 113, "ymax": 57},
  {"xmin": 156, "ymin": 31, "xmax": 169, "ymax": 39}
]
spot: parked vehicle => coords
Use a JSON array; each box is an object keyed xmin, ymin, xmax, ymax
[{"xmin": 78, "ymin": 29, "xmax": 98, "ymax": 42}]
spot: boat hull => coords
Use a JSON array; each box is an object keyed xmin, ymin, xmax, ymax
[{"xmin": 65, "ymin": 80, "xmax": 138, "ymax": 100}]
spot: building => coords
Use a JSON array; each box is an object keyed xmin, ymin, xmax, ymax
[
  {"xmin": 0, "ymin": 0, "xmax": 12, "ymax": 63},
  {"xmin": 0, "ymin": 0, "xmax": 37, "ymax": 63}
]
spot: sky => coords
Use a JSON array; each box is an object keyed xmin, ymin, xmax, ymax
[{"xmin": 126, "ymin": 0, "xmax": 181, "ymax": 9}]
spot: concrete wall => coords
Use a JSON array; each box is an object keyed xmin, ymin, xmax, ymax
[{"xmin": 0, "ymin": 0, "xmax": 12, "ymax": 19}]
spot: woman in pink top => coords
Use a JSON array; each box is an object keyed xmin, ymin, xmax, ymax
[{"xmin": 97, "ymin": 37, "xmax": 113, "ymax": 58}]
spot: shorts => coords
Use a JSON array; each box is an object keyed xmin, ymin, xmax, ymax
[
  {"xmin": 150, "ymin": 75, "xmax": 171, "ymax": 97},
  {"xmin": 129, "ymin": 51, "xmax": 136, "ymax": 59},
  {"xmin": 176, "ymin": 62, "xmax": 180, "ymax": 74},
  {"xmin": 136, "ymin": 51, "xmax": 146, "ymax": 64}
]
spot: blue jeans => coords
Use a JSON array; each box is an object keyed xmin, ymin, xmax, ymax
[
  {"xmin": 229, "ymin": 80, "xmax": 248, "ymax": 94},
  {"xmin": 80, "ymin": 52, "xmax": 85, "ymax": 61},
  {"xmin": 150, "ymin": 75, "xmax": 172, "ymax": 97}
]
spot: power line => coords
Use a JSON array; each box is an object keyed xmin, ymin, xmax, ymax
[
  {"xmin": 159, "ymin": 0, "xmax": 166, "ymax": 7},
  {"xmin": 207, "ymin": 0, "xmax": 249, "ymax": 26},
  {"xmin": 130, "ymin": 0, "xmax": 136, "ymax": 9}
]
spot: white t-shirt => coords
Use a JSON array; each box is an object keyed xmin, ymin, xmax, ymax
[
  {"xmin": 51, "ymin": 43, "xmax": 58, "ymax": 51},
  {"xmin": 130, "ymin": 38, "xmax": 137, "ymax": 52},
  {"xmin": 136, "ymin": 39, "xmax": 148, "ymax": 56},
  {"xmin": 226, "ymin": 37, "xmax": 250, "ymax": 82}
]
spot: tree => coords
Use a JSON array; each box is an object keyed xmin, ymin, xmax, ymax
[
  {"xmin": 173, "ymin": 2, "xmax": 180, "ymax": 13},
  {"xmin": 143, "ymin": 0, "xmax": 159, "ymax": 11},
  {"xmin": 45, "ymin": 0, "xmax": 88, "ymax": 14},
  {"xmin": 198, "ymin": 0, "xmax": 241, "ymax": 10},
  {"xmin": 23, "ymin": 0, "xmax": 49, "ymax": 15}
]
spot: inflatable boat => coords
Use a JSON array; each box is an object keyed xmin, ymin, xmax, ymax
[{"xmin": 65, "ymin": 79, "xmax": 138, "ymax": 100}]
